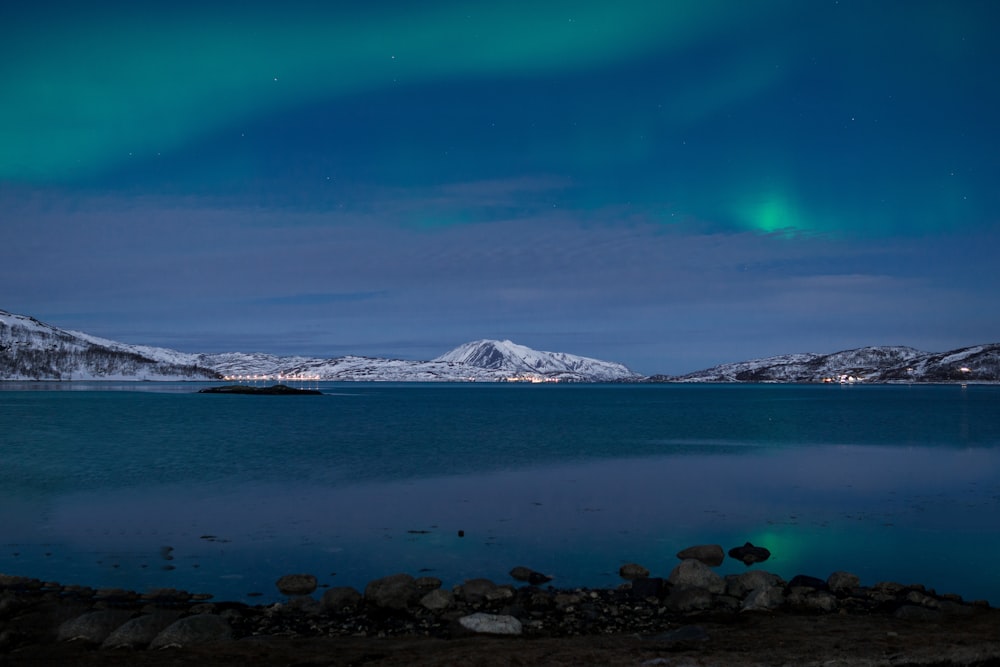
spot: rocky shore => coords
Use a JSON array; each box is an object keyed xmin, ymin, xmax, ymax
[{"xmin": 2, "ymin": 545, "xmax": 999, "ymax": 666}]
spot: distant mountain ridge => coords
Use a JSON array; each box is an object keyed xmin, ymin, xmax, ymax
[
  {"xmin": 656, "ymin": 344, "xmax": 1000, "ymax": 384},
  {"xmin": 0, "ymin": 309, "xmax": 638, "ymax": 382},
  {"xmin": 3, "ymin": 309, "xmax": 998, "ymax": 383}
]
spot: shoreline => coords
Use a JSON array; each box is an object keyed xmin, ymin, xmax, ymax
[{"xmin": 3, "ymin": 559, "xmax": 999, "ymax": 666}]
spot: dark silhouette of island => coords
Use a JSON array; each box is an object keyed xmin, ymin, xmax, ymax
[{"xmin": 197, "ymin": 384, "xmax": 322, "ymax": 395}]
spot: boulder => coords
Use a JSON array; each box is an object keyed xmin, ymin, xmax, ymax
[
  {"xmin": 57, "ymin": 610, "xmax": 134, "ymax": 644},
  {"xmin": 728, "ymin": 570, "xmax": 785, "ymax": 598},
  {"xmin": 420, "ymin": 588, "xmax": 454, "ymax": 611},
  {"xmin": 364, "ymin": 573, "xmax": 418, "ymax": 610},
  {"xmin": 321, "ymin": 586, "xmax": 362, "ymax": 611},
  {"xmin": 148, "ymin": 614, "xmax": 232, "ymax": 649},
  {"xmin": 101, "ymin": 612, "xmax": 181, "ymax": 649},
  {"xmin": 629, "ymin": 577, "xmax": 664, "ymax": 600},
  {"xmin": 275, "ymin": 573, "xmax": 317, "ymax": 596},
  {"xmin": 827, "ymin": 571, "xmax": 861, "ymax": 594},
  {"xmin": 618, "ymin": 563, "xmax": 650, "ymax": 580},
  {"xmin": 485, "ymin": 586, "xmax": 515, "ymax": 601},
  {"xmin": 509, "ymin": 566, "xmax": 552, "ymax": 585},
  {"xmin": 805, "ymin": 591, "xmax": 838, "ymax": 612},
  {"xmin": 459, "ymin": 578, "xmax": 498, "ymax": 603},
  {"xmin": 668, "ymin": 559, "xmax": 725, "ymax": 594},
  {"xmin": 676, "ymin": 544, "xmax": 724, "ymax": 567},
  {"xmin": 742, "ymin": 585, "xmax": 785, "ymax": 612},
  {"xmin": 415, "ymin": 576, "xmax": 443, "ymax": 590},
  {"xmin": 663, "ymin": 587, "xmax": 714, "ymax": 612},
  {"xmin": 458, "ymin": 612, "xmax": 523, "ymax": 635},
  {"xmin": 728, "ymin": 542, "xmax": 771, "ymax": 566}
]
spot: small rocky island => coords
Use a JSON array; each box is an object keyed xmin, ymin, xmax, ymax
[{"xmin": 197, "ymin": 384, "xmax": 323, "ymax": 395}]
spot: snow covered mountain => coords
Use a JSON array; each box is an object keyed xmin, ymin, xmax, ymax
[
  {"xmin": 666, "ymin": 344, "xmax": 1000, "ymax": 383},
  {"xmin": 0, "ymin": 309, "xmax": 638, "ymax": 382},
  {"xmin": 5, "ymin": 308, "xmax": 997, "ymax": 383},
  {"xmin": 0, "ymin": 310, "xmax": 218, "ymax": 380},
  {"xmin": 435, "ymin": 339, "xmax": 639, "ymax": 382}
]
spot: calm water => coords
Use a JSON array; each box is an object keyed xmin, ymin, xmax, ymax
[{"xmin": 1, "ymin": 382, "xmax": 998, "ymax": 604}]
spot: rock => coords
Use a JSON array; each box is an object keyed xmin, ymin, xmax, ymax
[
  {"xmin": 668, "ymin": 559, "xmax": 725, "ymax": 594},
  {"xmin": 663, "ymin": 587, "xmax": 714, "ymax": 612},
  {"xmin": 364, "ymin": 573, "xmax": 418, "ymax": 610},
  {"xmin": 629, "ymin": 577, "xmax": 664, "ymax": 600},
  {"xmin": 827, "ymin": 571, "xmax": 861, "ymax": 594},
  {"xmin": 619, "ymin": 563, "xmax": 650, "ymax": 580},
  {"xmin": 906, "ymin": 590, "xmax": 940, "ymax": 608},
  {"xmin": 728, "ymin": 542, "xmax": 771, "ymax": 566},
  {"xmin": 728, "ymin": 570, "xmax": 785, "ymax": 598},
  {"xmin": 415, "ymin": 576, "xmax": 442, "ymax": 590},
  {"xmin": 485, "ymin": 586, "xmax": 515, "ymax": 601},
  {"xmin": 553, "ymin": 592, "xmax": 583, "ymax": 610},
  {"xmin": 321, "ymin": 586, "xmax": 362, "ymax": 611},
  {"xmin": 420, "ymin": 588, "xmax": 454, "ymax": 611},
  {"xmin": 873, "ymin": 581, "xmax": 905, "ymax": 595},
  {"xmin": 101, "ymin": 612, "xmax": 180, "ymax": 649},
  {"xmin": 509, "ymin": 566, "xmax": 552, "ymax": 585},
  {"xmin": 458, "ymin": 612, "xmax": 523, "ymax": 635},
  {"xmin": 676, "ymin": 544, "xmax": 725, "ymax": 567},
  {"xmin": 805, "ymin": 591, "xmax": 838, "ymax": 612},
  {"xmin": 459, "ymin": 578, "xmax": 498, "ymax": 603},
  {"xmin": 282, "ymin": 596, "xmax": 323, "ymax": 615},
  {"xmin": 275, "ymin": 573, "xmax": 317, "ymax": 596},
  {"xmin": 149, "ymin": 614, "xmax": 232, "ymax": 649},
  {"xmin": 742, "ymin": 585, "xmax": 785, "ymax": 612},
  {"xmin": 57, "ymin": 610, "xmax": 134, "ymax": 644}
]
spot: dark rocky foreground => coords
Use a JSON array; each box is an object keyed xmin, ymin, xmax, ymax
[
  {"xmin": 3, "ymin": 553, "xmax": 999, "ymax": 667},
  {"xmin": 197, "ymin": 384, "xmax": 323, "ymax": 395}
]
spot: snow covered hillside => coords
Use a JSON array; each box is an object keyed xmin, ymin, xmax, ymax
[
  {"xmin": 0, "ymin": 310, "xmax": 218, "ymax": 380},
  {"xmin": 0, "ymin": 310, "xmax": 638, "ymax": 382},
  {"xmin": 668, "ymin": 344, "xmax": 1000, "ymax": 383}
]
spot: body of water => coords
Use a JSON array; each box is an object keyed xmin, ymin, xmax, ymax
[{"xmin": 1, "ymin": 382, "xmax": 998, "ymax": 604}]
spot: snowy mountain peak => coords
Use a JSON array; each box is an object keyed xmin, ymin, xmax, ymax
[{"xmin": 435, "ymin": 339, "xmax": 640, "ymax": 381}]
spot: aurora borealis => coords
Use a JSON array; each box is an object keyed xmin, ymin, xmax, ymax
[{"xmin": 3, "ymin": 0, "xmax": 999, "ymax": 373}]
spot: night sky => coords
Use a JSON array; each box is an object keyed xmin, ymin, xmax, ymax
[{"xmin": 3, "ymin": 1, "xmax": 999, "ymax": 374}]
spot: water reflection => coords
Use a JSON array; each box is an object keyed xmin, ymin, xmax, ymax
[{"xmin": 4, "ymin": 445, "xmax": 996, "ymax": 604}]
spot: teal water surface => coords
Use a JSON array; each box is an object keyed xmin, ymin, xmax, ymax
[{"xmin": 1, "ymin": 382, "xmax": 998, "ymax": 603}]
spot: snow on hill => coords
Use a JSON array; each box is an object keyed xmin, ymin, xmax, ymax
[
  {"xmin": 0, "ymin": 310, "xmax": 218, "ymax": 380},
  {"xmin": 669, "ymin": 344, "xmax": 1000, "ymax": 383},
  {"xmin": 0, "ymin": 309, "xmax": 638, "ymax": 382},
  {"xmin": 435, "ymin": 339, "xmax": 640, "ymax": 382},
  {"xmin": 5, "ymin": 308, "xmax": 997, "ymax": 383}
]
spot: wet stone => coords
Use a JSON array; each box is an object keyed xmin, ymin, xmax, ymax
[
  {"xmin": 321, "ymin": 586, "xmax": 362, "ymax": 611},
  {"xmin": 676, "ymin": 545, "xmax": 725, "ymax": 567},
  {"xmin": 619, "ymin": 563, "xmax": 650, "ymax": 580},
  {"xmin": 275, "ymin": 574, "xmax": 318, "ymax": 596}
]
